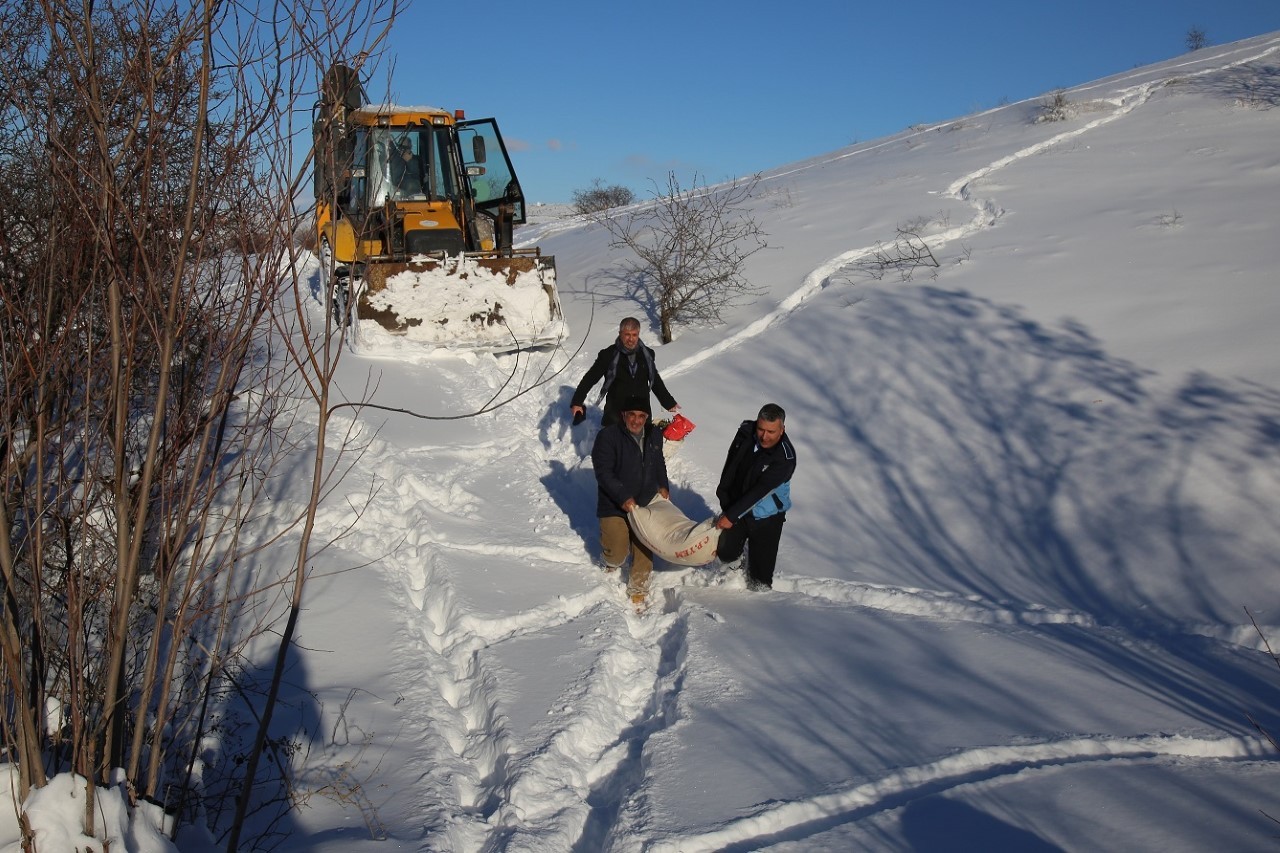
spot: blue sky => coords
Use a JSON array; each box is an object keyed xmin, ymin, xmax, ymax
[{"xmin": 367, "ymin": 1, "xmax": 1280, "ymax": 203}]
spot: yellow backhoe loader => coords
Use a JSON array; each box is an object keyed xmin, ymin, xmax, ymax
[{"xmin": 312, "ymin": 63, "xmax": 565, "ymax": 352}]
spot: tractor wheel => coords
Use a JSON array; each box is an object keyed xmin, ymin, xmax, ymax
[{"xmin": 319, "ymin": 238, "xmax": 351, "ymax": 329}]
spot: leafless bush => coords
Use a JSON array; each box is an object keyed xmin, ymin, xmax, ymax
[
  {"xmin": 571, "ymin": 179, "xmax": 636, "ymax": 215},
  {"xmin": 1036, "ymin": 89, "xmax": 1073, "ymax": 123},
  {"xmin": 854, "ymin": 226, "xmax": 941, "ymax": 282},
  {"xmin": 592, "ymin": 172, "xmax": 768, "ymax": 343},
  {"xmin": 1186, "ymin": 26, "xmax": 1208, "ymax": 52},
  {"xmin": 899, "ymin": 210, "xmax": 951, "ymax": 234},
  {"xmin": 301, "ymin": 689, "xmax": 390, "ymax": 841},
  {"xmin": 762, "ymin": 183, "xmax": 795, "ymax": 209},
  {"xmin": 1246, "ymin": 609, "xmax": 1280, "ymax": 746}
]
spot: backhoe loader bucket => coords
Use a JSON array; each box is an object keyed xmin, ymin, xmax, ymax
[{"xmin": 354, "ymin": 252, "xmax": 565, "ymax": 352}]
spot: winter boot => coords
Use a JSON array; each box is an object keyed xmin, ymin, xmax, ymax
[{"xmin": 627, "ymin": 580, "xmax": 648, "ymax": 612}]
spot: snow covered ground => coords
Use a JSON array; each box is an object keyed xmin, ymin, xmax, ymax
[
  {"xmin": 271, "ymin": 32, "xmax": 1280, "ymax": 852},
  {"xmin": 9, "ymin": 30, "xmax": 1280, "ymax": 853}
]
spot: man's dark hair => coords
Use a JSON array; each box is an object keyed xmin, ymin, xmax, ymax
[{"xmin": 758, "ymin": 403, "xmax": 785, "ymax": 423}]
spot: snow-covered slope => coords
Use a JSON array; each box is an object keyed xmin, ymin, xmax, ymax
[
  {"xmin": 274, "ymin": 31, "xmax": 1280, "ymax": 852},
  {"xmin": 10, "ymin": 28, "xmax": 1280, "ymax": 853}
]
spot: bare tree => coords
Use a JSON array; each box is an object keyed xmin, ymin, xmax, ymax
[
  {"xmin": 0, "ymin": 0, "xmax": 396, "ymax": 847},
  {"xmin": 1186, "ymin": 26, "xmax": 1208, "ymax": 52},
  {"xmin": 593, "ymin": 172, "xmax": 768, "ymax": 343}
]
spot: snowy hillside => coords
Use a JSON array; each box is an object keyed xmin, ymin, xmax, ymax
[
  {"xmin": 524, "ymin": 202, "xmax": 576, "ymax": 224},
  {"xmin": 13, "ymin": 31, "xmax": 1277, "ymax": 853},
  {"xmin": 283, "ymin": 32, "xmax": 1280, "ymax": 853}
]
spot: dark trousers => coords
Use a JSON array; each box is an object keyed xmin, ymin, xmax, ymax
[{"xmin": 716, "ymin": 513, "xmax": 786, "ymax": 586}]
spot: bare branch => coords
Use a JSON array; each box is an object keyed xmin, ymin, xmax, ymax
[{"xmin": 592, "ymin": 172, "xmax": 769, "ymax": 343}]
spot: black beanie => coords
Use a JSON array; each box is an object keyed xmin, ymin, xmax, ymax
[{"xmin": 620, "ymin": 395, "xmax": 650, "ymax": 415}]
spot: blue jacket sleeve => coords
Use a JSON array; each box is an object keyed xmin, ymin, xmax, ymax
[{"xmin": 725, "ymin": 452, "xmax": 795, "ymax": 521}]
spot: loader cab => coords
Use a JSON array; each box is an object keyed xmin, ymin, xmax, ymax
[
  {"xmin": 315, "ymin": 103, "xmax": 533, "ymax": 262},
  {"xmin": 353, "ymin": 125, "xmax": 463, "ymax": 208},
  {"xmin": 335, "ymin": 121, "xmax": 470, "ymax": 257},
  {"xmin": 310, "ymin": 69, "xmax": 564, "ymax": 350}
]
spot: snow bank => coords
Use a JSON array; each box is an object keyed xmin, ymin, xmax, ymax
[{"xmin": 0, "ymin": 767, "xmax": 178, "ymax": 853}]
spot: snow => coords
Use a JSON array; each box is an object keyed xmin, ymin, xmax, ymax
[
  {"xmin": 354, "ymin": 257, "xmax": 567, "ymax": 354},
  {"xmin": 6, "ymin": 31, "xmax": 1280, "ymax": 852},
  {"xmin": 1, "ymin": 769, "xmax": 178, "ymax": 853}
]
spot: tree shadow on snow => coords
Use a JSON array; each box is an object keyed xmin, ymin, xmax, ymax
[
  {"xmin": 694, "ymin": 283, "xmax": 1280, "ymax": 799},
  {"xmin": 583, "ymin": 265, "xmax": 663, "ymax": 335},
  {"xmin": 899, "ymin": 796, "xmax": 1062, "ymax": 852},
  {"xmin": 1182, "ymin": 61, "xmax": 1280, "ymax": 109},
  {"xmin": 189, "ymin": 637, "xmax": 323, "ymax": 849},
  {"xmin": 781, "ymin": 284, "xmax": 1280, "ymax": 635}
]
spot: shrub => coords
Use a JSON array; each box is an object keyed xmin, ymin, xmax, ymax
[
  {"xmin": 1036, "ymin": 89, "xmax": 1072, "ymax": 123},
  {"xmin": 571, "ymin": 179, "xmax": 635, "ymax": 215}
]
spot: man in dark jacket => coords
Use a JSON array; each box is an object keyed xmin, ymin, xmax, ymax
[
  {"xmin": 715, "ymin": 403, "xmax": 797, "ymax": 590},
  {"xmin": 389, "ymin": 138, "xmax": 424, "ymax": 198},
  {"xmin": 571, "ymin": 317, "xmax": 679, "ymax": 427},
  {"xmin": 592, "ymin": 394, "xmax": 670, "ymax": 608}
]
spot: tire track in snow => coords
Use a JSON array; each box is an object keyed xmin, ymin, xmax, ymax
[
  {"xmin": 664, "ymin": 37, "xmax": 1280, "ymax": 381},
  {"xmin": 466, "ymin": 368, "xmax": 697, "ymax": 851},
  {"xmin": 784, "ymin": 575, "xmax": 1096, "ymax": 628},
  {"xmin": 326, "ymin": 349, "xmax": 698, "ymax": 850},
  {"xmin": 778, "ymin": 575, "xmax": 1280, "ymax": 651},
  {"xmin": 642, "ymin": 733, "xmax": 1272, "ymax": 853}
]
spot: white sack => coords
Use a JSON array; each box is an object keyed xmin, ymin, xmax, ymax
[{"xmin": 628, "ymin": 496, "xmax": 717, "ymax": 566}]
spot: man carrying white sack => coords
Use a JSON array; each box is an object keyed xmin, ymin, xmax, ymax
[
  {"xmin": 591, "ymin": 395, "xmax": 669, "ymax": 609},
  {"xmin": 714, "ymin": 403, "xmax": 797, "ymax": 591}
]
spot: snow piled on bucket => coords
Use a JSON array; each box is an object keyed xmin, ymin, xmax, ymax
[{"xmin": 356, "ymin": 256, "xmax": 565, "ymax": 355}]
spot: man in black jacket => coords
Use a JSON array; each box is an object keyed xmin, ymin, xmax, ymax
[
  {"xmin": 389, "ymin": 138, "xmax": 424, "ymax": 198},
  {"xmin": 591, "ymin": 395, "xmax": 670, "ymax": 608},
  {"xmin": 716, "ymin": 403, "xmax": 797, "ymax": 590},
  {"xmin": 571, "ymin": 317, "xmax": 679, "ymax": 427}
]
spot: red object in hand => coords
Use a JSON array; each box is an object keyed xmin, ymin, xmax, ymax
[{"xmin": 663, "ymin": 413, "xmax": 696, "ymax": 441}]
